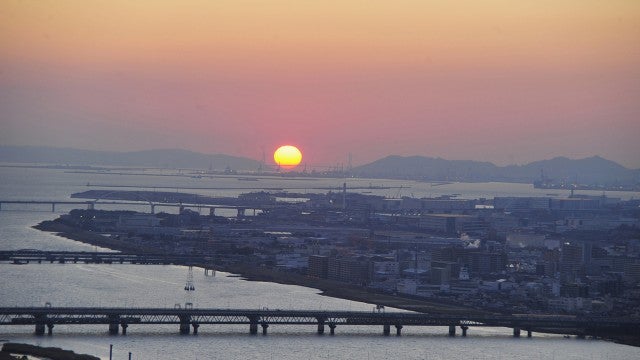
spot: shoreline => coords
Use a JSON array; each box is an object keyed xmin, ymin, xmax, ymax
[
  {"xmin": 217, "ymin": 263, "xmax": 485, "ymax": 315},
  {"xmin": 1, "ymin": 342, "xmax": 99, "ymax": 360},
  {"xmin": 33, "ymin": 219, "xmax": 484, "ymax": 315},
  {"xmin": 33, "ymin": 219, "xmax": 168, "ymax": 254}
]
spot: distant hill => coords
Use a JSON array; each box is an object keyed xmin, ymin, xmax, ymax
[
  {"xmin": 501, "ymin": 156, "xmax": 636, "ymax": 184},
  {"xmin": 0, "ymin": 146, "xmax": 263, "ymax": 171},
  {"xmin": 352, "ymin": 155, "xmax": 640, "ymax": 185},
  {"xmin": 2, "ymin": 146, "xmax": 637, "ymax": 185},
  {"xmin": 351, "ymin": 155, "xmax": 499, "ymax": 182}
]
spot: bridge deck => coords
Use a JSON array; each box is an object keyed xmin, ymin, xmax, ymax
[
  {"xmin": 0, "ymin": 307, "xmax": 637, "ymax": 337},
  {"xmin": 0, "ymin": 251, "xmax": 213, "ymax": 266},
  {"xmin": 0, "ymin": 199, "xmax": 270, "ymax": 210}
]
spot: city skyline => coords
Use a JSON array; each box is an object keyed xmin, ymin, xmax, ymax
[{"xmin": 2, "ymin": 1, "xmax": 639, "ymax": 168}]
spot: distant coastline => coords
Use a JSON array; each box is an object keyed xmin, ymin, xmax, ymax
[{"xmin": 2, "ymin": 146, "xmax": 638, "ymax": 187}]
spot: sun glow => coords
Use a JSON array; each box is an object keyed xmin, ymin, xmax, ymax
[{"xmin": 273, "ymin": 145, "xmax": 302, "ymax": 170}]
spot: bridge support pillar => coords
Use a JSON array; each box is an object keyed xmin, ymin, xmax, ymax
[
  {"xmin": 237, "ymin": 208, "xmax": 245, "ymax": 218},
  {"xmin": 527, "ymin": 330, "xmax": 532, "ymax": 338},
  {"xmin": 121, "ymin": 323, "xmax": 128, "ymax": 335},
  {"xmin": 35, "ymin": 323, "xmax": 45, "ymax": 336},
  {"xmin": 179, "ymin": 323, "xmax": 190, "ymax": 334},
  {"xmin": 47, "ymin": 323, "xmax": 54, "ymax": 335},
  {"xmin": 317, "ymin": 318, "xmax": 325, "ymax": 335},
  {"xmin": 329, "ymin": 323, "xmax": 336, "ymax": 335},
  {"xmin": 209, "ymin": 208, "xmax": 216, "ymax": 216},
  {"xmin": 448, "ymin": 325, "xmax": 456, "ymax": 337},
  {"xmin": 395, "ymin": 325, "xmax": 403, "ymax": 336},
  {"xmin": 108, "ymin": 315, "xmax": 120, "ymax": 335},
  {"xmin": 192, "ymin": 323, "xmax": 199, "ymax": 335},
  {"xmin": 150, "ymin": 204, "xmax": 155, "ymax": 214},
  {"xmin": 461, "ymin": 326, "xmax": 468, "ymax": 337},
  {"xmin": 513, "ymin": 328, "xmax": 521, "ymax": 338},
  {"xmin": 87, "ymin": 202, "xmax": 94, "ymax": 210},
  {"xmin": 249, "ymin": 317, "xmax": 258, "ymax": 335},
  {"xmin": 51, "ymin": 203, "xmax": 55, "ymax": 212},
  {"xmin": 383, "ymin": 324, "xmax": 391, "ymax": 336},
  {"xmin": 179, "ymin": 314, "xmax": 191, "ymax": 335},
  {"xmin": 261, "ymin": 322, "xmax": 269, "ymax": 335}
]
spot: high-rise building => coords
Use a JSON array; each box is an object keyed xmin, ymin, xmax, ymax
[
  {"xmin": 308, "ymin": 255, "xmax": 329, "ymax": 278},
  {"xmin": 560, "ymin": 242, "xmax": 583, "ymax": 282}
]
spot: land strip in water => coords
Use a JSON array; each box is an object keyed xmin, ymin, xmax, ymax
[
  {"xmin": 1, "ymin": 342, "xmax": 99, "ymax": 360},
  {"xmin": 34, "ymin": 219, "xmax": 481, "ymax": 316}
]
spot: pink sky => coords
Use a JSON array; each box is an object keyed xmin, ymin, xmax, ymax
[{"xmin": 1, "ymin": 1, "xmax": 639, "ymax": 168}]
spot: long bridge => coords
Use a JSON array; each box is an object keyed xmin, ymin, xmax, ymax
[
  {"xmin": 1, "ymin": 307, "xmax": 638, "ymax": 338},
  {"xmin": 0, "ymin": 251, "xmax": 212, "ymax": 266},
  {"xmin": 0, "ymin": 199, "xmax": 264, "ymax": 217}
]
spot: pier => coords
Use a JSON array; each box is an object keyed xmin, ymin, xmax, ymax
[{"xmin": 0, "ymin": 307, "xmax": 637, "ymax": 338}]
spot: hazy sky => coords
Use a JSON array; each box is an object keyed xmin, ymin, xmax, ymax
[{"xmin": 2, "ymin": 1, "xmax": 639, "ymax": 168}]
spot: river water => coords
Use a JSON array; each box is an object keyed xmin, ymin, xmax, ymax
[{"xmin": 0, "ymin": 166, "xmax": 639, "ymax": 359}]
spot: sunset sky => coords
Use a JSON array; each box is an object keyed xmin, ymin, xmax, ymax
[{"xmin": 2, "ymin": 1, "xmax": 639, "ymax": 168}]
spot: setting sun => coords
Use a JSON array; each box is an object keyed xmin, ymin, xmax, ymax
[{"xmin": 273, "ymin": 145, "xmax": 302, "ymax": 170}]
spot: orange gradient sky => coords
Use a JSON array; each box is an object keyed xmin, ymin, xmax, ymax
[{"xmin": 2, "ymin": 1, "xmax": 639, "ymax": 167}]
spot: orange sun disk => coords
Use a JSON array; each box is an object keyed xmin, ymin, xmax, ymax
[{"xmin": 274, "ymin": 145, "xmax": 302, "ymax": 170}]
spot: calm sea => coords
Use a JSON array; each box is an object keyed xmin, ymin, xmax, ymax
[{"xmin": 0, "ymin": 166, "xmax": 639, "ymax": 359}]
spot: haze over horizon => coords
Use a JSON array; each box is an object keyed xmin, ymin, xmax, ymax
[
  {"xmin": 1, "ymin": 144, "xmax": 637, "ymax": 171},
  {"xmin": 2, "ymin": 1, "xmax": 639, "ymax": 168}
]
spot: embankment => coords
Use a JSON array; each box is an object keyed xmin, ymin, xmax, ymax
[
  {"xmin": 34, "ymin": 219, "xmax": 482, "ymax": 315},
  {"xmin": 34, "ymin": 219, "xmax": 159, "ymax": 254},
  {"xmin": 219, "ymin": 263, "xmax": 485, "ymax": 315},
  {"xmin": 1, "ymin": 342, "xmax": 99, "ymax": 360}
]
